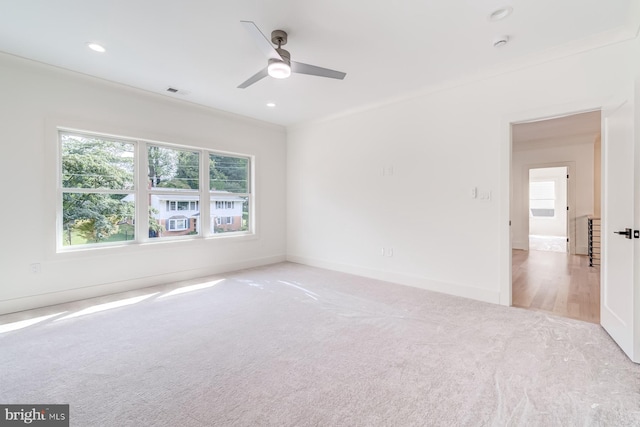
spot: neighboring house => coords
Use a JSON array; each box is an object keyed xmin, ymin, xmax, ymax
[
  {"xmin": 150, "ymin": 194, "xmax": 200, "ymax": 236},
  {"xmin": 124, "ymin": 192, "xmax": 245, "ymax": 236},
  {"xmin": 151, "ymin": 193, "xmax": 245, "ymax": 236}
]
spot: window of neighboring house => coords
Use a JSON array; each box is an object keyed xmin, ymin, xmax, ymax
[
  {"xmin": 214, "ymin": 217, "xmax": 233, "ymax": 226},
  {"xmin": 210, "ymin": 154, "xmax": 251, "ymax": 234},
  {"xmin": 60, "ymin": 132, "xmax": 136, "ymax": 247},
  {"xmin": 167, "ymin": 218, "xmax": 189, "ymax": 231},
  {"xmin": 166, "ymin": 200, "xmax": 199, "ymax": 211},
  {"xmin": 214, "ymin": 201, "xmax": 235, "ymax": 209},
  {"xmin": 530, "ymin": 181, "xmax": 555, "ymax": 218},
  {"xmin": 58, "ymin": 129, "xmax": 253, "ymax": 251}
]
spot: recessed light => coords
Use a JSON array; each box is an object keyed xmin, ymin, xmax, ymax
[
  {"xmin": 489, "ymin": 7, "xmax": 513, "ymax": 21},
  {"xmin": 87, "ymin": 42, "xmax": 106, "ymax": 53},
  {"xmin": 266, "ymin": 102, "xmax": 276, "ymax": 108},
  {"xmin": 493, "ymin": 36, "xmax": 510, "ymax": 48}
]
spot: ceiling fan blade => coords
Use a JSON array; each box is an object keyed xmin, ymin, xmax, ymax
[
  {"xmin": 238, "ymin": 67, "xmax": 269, "ymax": 89},
  {"xmin": 291, "ymin": 61, "xmax": 346, "ymax": 80},
  {"xmin": 240, "ymin": 21, "xmax": 282, "ymax": 60}
]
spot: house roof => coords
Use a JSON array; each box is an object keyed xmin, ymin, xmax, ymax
[
  {"xmin": 153, "ymin": 194, "xmax": 245, "ymax": 202},
  {"xmin": 122, "ymin": 194, "xmax": 245, "ymax": 203},
  {"xmin": 0, "ymin": 1, "xmax": 637, "ymax": 126}
]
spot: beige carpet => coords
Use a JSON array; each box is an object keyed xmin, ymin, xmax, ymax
[{"xmin": 1, "ymin": 262, "xmax": 639, "ymax": 426}]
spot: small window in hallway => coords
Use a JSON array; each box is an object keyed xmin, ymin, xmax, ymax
[{"xmin": 529, "ymin": 181, "xmax": 555, "ymax": 217}]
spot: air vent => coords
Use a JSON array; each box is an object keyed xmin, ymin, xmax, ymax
[{"xmin": 165, "ymin": 87, "xmax": 191, "ymax": 96}]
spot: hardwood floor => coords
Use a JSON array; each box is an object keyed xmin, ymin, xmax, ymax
[{"xmin": 512, "ymin": 249, "xmax": 600, "ymax": 323}]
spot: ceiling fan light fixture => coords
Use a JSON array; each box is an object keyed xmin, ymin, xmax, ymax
[{"xmin": 268, "ymin": 59, "xmax": 291, "ymax": 79}]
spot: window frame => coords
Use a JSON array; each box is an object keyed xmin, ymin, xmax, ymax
[
  {"xmin": 167, "ymin": 218, "xmax": 189, "ymax": 231},
  {"xmin": 58, "ymin": 131, "xmax": 138, "ymax": 250},
  {"xmin": 56, "ymin": 128, "xmax": 255, "ymax": 252},
  {"xmin": 209, "ymin": 152, "xmax": 252, "ymax": 235}
]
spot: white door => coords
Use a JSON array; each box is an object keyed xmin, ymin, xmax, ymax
[{"xmin": 601, "ymin": 97, "xmax": 638, "ymax": 362}]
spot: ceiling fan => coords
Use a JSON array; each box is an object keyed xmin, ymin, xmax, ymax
[{"xmin": 238, "ymin": 21, "xmax": 347, "ymax": 89}]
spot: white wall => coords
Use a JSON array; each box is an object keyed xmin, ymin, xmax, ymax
[
  {"xmin": 529, "ymin": 167, "xmax": 568, "ymax": 238},
  {"xmin": 0, "ymin": 53, "xmax": 287, "ymax": 314},
  {"xmin": 512, "ymin": 138, "xmax": 595, "ymax": 254},
  {"xmin": 287, "ymin": 37, "xmax": 637, "ymax": 304}
]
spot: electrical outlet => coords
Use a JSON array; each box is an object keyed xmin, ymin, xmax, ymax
[{"xmin": 29, "ymin": 263, "xmax": 41, "ymax": 274}]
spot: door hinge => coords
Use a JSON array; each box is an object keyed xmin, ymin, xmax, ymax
[
  {"xmin": 567, "ymin": 174, "xmax": 569, "ymax": 179},
  {"xmin": 566, "ymin": 206, "xmax": 569, "ymax": 211},
  {"xmin": 566, "ymin": 237, "xmax": 569, "ymax": 242}
]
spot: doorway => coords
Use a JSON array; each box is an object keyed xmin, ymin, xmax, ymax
[
  {"xmin": 510, "ymin": 110, "xmax": 601, "ymax": 323},
  {"xmin": 528, "ymin": 166, "xmax": 568, "ymax": 253}
]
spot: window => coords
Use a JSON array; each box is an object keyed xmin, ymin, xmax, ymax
[
  {"xmin": 166, "ymin": 200, "xmax": 199, "ymax": 211},
  {"xmin": 60, "ymin": 132, "xmax": 136, "ymax": 247},
  {"xmin": 148, "ymin": 145, "xmax": 200, "ymax": 240},
  {"xmin": 530, "ymin": 181, "xmax": 555, "ymax": 218},
  {"xmin": 214, "ymin": 201, "xmax": 235, "ymax": 209},
  {"xmin": 167, "ymin": 218, "xmax": 189, "ymax": 231},
  {"xmin": 210, "ymin": 154, "xmax": 250, "ymax": 234},
  {"xmin": 215, "ymin": 217, "xmax": 233, "ymax": 226},
  {"xmin": 58, "ymin": 129, "xmax": 253, "ymax": 250}
]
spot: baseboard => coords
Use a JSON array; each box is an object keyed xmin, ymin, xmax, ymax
[
  {"xmin": 0, "ymin": 254, "xmax": 286, "ymax": 315},
  {"xmin": 512, "ymin": 239, "xmax": 528, "ymax": 250},
  {"xmin": 286, "ymin": 254, "xmax": 501, "ymax": 304}
]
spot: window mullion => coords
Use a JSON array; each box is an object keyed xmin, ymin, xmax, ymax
[
  {"xmin": 201, "ymin": 151, "xmax": 211, "ymax": 237},
  {"xmin": 137, "ymin": 141, "xmax": 150, "ymax": 243}
]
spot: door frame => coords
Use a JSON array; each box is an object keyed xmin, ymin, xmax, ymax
[
  {"xmin": 524, "ymin": 163, "xmax": 575, "ymax": 254},
  {"xmin": 500, "ymin": 101, "xmax": 603, "ymax": 306}
]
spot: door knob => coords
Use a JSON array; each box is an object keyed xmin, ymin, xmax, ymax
[{"xmin": 614, "ymin": 228, "xmax": 632, "ymax": 239}]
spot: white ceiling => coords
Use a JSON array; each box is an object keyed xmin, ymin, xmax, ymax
[{"xmin": 0, "ymin": 1, "xmax": 637, "ymax": 126}]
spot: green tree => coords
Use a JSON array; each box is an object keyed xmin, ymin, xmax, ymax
[
  {"xmin": 167, "ymin": 151, "xmax": 199, "ymax": 189},
  {"xmin": 148, "ymin": 206, "xmax": 164, "ymax": 238},
  {"xmin": 62, "ymin": 135, "xmax": 134, "ymax": 244},
  {"xmin": 148, "ymin": 145, "xmax": 175, "ymax": 188},
  {"xmin": 148, "ymin": 146, "xmax": 199, "ymax": 189},
  {"xmin": 210, "ymin": 155, "xmax": 248, "ymax": 192}
]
